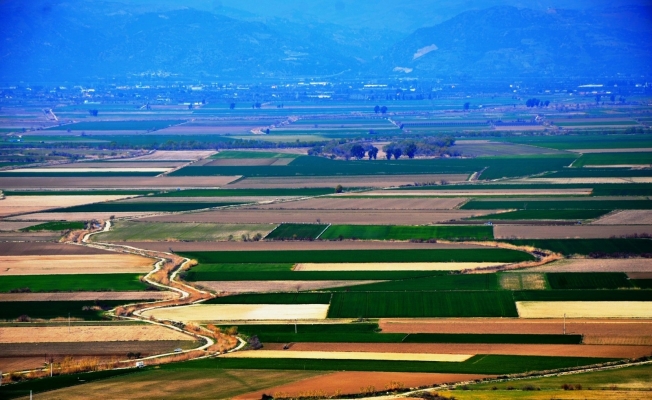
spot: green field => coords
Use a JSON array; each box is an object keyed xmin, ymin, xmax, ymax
[
  {"xmin": 264, "ymin": 224, "xmax": 327, "ymax": 240},
  {"xmin": 514, "ymin": 290, "xmax": 652, "ymax": 302},
  {"xmin": 462, "ymin": 199, "xmax": 652, "ymax": 210},
  {"xmin": 573, "ymin": 152, "xmax": 652, "ymax": 167},
  {"xmin": 320, "ymin": 225, "xmax": 494, "ymax": 241},
  {"xmin": 180, "ymin": 248, "xmax": 535, "ymax": 264},
  {"xmin": 391, "ymin": 183, "xmax": 652, "ymax": 197},
  {"xmin": 153, "ymin": 188, "xmax": 335, "ymax": 197},
  {"xmin": 176, "ymin": 355, "xmax": 615, "ymax": 375},
  {"xmin": 546, "ymin": 168, "xmax": 652, "ymax": 178},
  {"xmin": 93, "ymin": 221, "xmax": 274, "ymax": 242},
  {"xmin": 204, "ymin": 293, "xmax": 331, "ymax": 304},
  {"xmin": 503, "ymin": 239, "xmax": 652, "ymax": 256},
  {"xmin": 0, "ymin": 274, "xmax": 148, "ymax": 293},
  {"xmin": 54, "ymin": 201, "xmax": 242, "ymax": 213},
  {"xmin": 0, "ymin": 300, "xmax": 133, "ymax": 320},
  {"xmin": 45, "ymin": 120, "xmax": 185, "ymax": 131},
  {"xmin": 495, "ymin": 134, "xmax": 652, "ymax": 150},
  {"xmin": 332, "ymin": 274, "xmax": 500, "ymax": 292},
  {"xmin": 546, "ymin": 273, "xmax": 633, "ymax": 290},
  {"xmin": 470, "ymin": 209, "xmax": 610, "ymax": 220},
  {"xmin": 184, "ymin": 266, "xmax": 445, "ymax": 281},
  {"xmin": 20, "ymin": 221, "xmax": 85, "ymax": 231},
  {"xmin": 328, "ymin": 291, "xmax": 518, "ymax": 318}
]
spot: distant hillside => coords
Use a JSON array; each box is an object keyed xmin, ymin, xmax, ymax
[{"xmin": 379, "ymin": 6, "xmax": 652, "ymax": 79}]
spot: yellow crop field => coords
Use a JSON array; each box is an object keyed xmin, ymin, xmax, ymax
[{"xmin": 517, "ymin": 302, "xmax": 652, "ymax": 318}]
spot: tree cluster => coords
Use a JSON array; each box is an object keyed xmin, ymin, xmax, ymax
[
  {"xmin": 383, "ymin": 137, "xmax": 457, "ymax": 159},
  {"xmin": 525, "ymin": 98, "xmax": 550, "ymax": 107}
]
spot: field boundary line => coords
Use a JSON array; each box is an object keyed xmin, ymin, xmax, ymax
[{"xmin": 315, "ymin": 223, "xmax": 332, "ymax": 239}]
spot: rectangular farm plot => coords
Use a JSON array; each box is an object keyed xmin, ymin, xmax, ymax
[
  {"xmin": 0, "ymin": 300, "xmax": 135, "ymax": 321},
  {"xmin": 546, "ymin": 273, "xmax": 633, "ymax": 290},
  {"xmin": 319, "ymin": 225, "xmax": 493, "ymax": 241},
  {"xmin": 295, "ymin": 262, "xmax": 506, "ymax": 271},
  {"xmin": 573, "ymin": 152, "xmax": 652, "ymax": 167},
  {"xmin": 141, "ymin": 304, "xmax": 330, "ymax": 322},
  {"xmin": 495, "ymin": 224, "xmax": 652, "ymax": 239},
  {"xmin": 469, "ymin": 209, "xmax": 611, "ymax": 220},
  {"xmin": 373, "ymin": 189, "xmax": 593, "ymax": 196},
  {"xmin": 265, "ymin": 224, "xmax": 327, "ymax": 240},
  {"xmin": 93, "ymin": 221, "xmax": 275, "ymax": 242},
  {"xmin": 0, "ymin": 254, "xmax": 153, "ymax": 275},
  {"xmin": 254, "ymin": 197, "xmax": 468, "ymax": 210},
  {"xmin": 52, "ymin": 200, "xmax": 243, "ymax": 213},
  {"xmin": 516, "ymin": 301, "xmax": 652, "ymax": 318},
  {"xmin": 0, "ymin": 274, "xmax": 148, "ymax": 292},
  {"xmin": 499, "ymin": 273, "xmax": 547, "ymax": 290},
  {"xmin": 0, "ymin": 195, "xmax": 135, "ymax": 217},
  {"xmin": 222, "ymin": 350, "xmax": 473, "ymax": 362},
  {"xmin": 0, "ymin": 325, "xmax": 192, "ymax": 343},
  {"xmin": 328, "ymin": 292, "xmax": 518, "ymax": 318},
  {"xmin": 0, "ymin": 292, "xmax": 176, "ymax": 301},
  {"xmin": 591, "ymin": 210, "xmax": 652, "ymax": 225}
]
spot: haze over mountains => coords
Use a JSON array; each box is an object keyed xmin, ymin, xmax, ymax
[{"xmin": 1, "ymin": 0, "xmax": 650, "ymax": 82}]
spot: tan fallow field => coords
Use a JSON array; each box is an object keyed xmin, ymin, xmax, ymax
[
  {"xmin": 195, "ymin": 280, "xmax": 383, "ymax": 294},
  {"xmin": 523, "ymin": 258, "xmax": 652, "ymax": 273},
  {"xmin": 225, "ymin": 174, "xmax": 470, "ymax": 189},
  {"xmin": 0, "ymin": 254, "xmax": 153, "ymax": 275},
  {"xmin": 5, "ymin": 168, "xmax": 171, "ymax": 173},
  {"xmin": 294, "ymin": 262, "xmax": 506, "ymax": 271},
  {"xmin": 122, "ymin": 150, "xmax": 217, "ymax": 161},
  {"xmin": 0, "ymin": 221, "xmax": 40, "ymax": 231},
  {"xmin": 8, "ymin": 212, "xmax": 157, "ymax": 221},
  {"xmin": 0, "ymin": 195, "xmax": 135, "ymax": 217},
  {"xmin": 251, "ymin": 197, "xmax": 468, "ymax": 210},
  {"xmin": 0, "ymin": 325, "xmax": 193, "ymax": 343},
  {"xmin": 516, "ymin": 302, "xmax": 652, "ymax": 318},
  {"xmin": 0, "ymin": 175, "xmax": 240, "ymax": 189},
  {"xmin": 590, "ymin": 210, "xmax": 652, "ymax": 225},
  {"xmin": 221, "ymin": 350, "xmax": 473, "ymax": 362},
  {"xmin": 141, "ymin": 304, "xmax": 330, "ymax": 322}
]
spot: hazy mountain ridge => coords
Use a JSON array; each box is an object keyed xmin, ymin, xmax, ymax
[
  {"xmin": 0, "ymin": 1, "xmax": 650, "ymax": 82},
  {"xmin": 380, "ymin": 6, "xmax": 652, "ymax": 79}
]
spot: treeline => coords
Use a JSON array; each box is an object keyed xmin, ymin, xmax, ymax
[{"xmin": 309, "ymin": 136, "xmax": 457, "ymax": 160}]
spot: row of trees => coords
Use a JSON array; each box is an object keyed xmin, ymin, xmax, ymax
[
  {"xmin": 525, "ymin": 98, "xmax": 551, "ymax": 107},
  {"xmin": 310, "ymin": 137, "xmax": 457, "ymax": 160}
]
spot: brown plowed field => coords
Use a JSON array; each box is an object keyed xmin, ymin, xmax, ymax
[
  {"xmin": 0, "ymin": 232, "xmax": 61, "ymax": 242},
  {"xmin": 494, "ymin": 224, "xmax": 652, "ymax": 239},
  {"xmin": 0, "ymin": 356, "xmax": 121, "ymax": 373},
  {"xmin": 225, "ymin": 174, "xmax": 469, "ymax": 189},
  {"xmin": 0, "ymin": 341, "xmax": 196, "ymax": 356},
  {"xmin": 0, "ymin": 325, "xmax": 193, "ymax": 343},
  {"xmin": 379, "ymin": 318, "xmax": 652, "ymax": 336},
  {"xmin": 0, "ymin": 176, "xmax": 239, "ymax": 189},
  {"xmin": 119, "ymin": 241, "xmax": 485, "ymax": 252},
  {"xmin": 0, "ymin": 254, "xmax": 152, "ymax": 275},
  {"xmin": 195, "ymin": 280, "xmax": 384, "ymax": 294},
  {"xmin": 0, "ymin": 291, "xmax": 175, "ymax": 302},
  {"xmin": 0, "ymin": 221, "xmax": 40, "ymax": 231},
  {"xmin": 0, "ymin": 195, "xmax": 134, "ymax": 217},
  {"xmin": 124, "ymin": 150, "xmax": 216, "ymax": 161},
  {"xmin": 627, "ymin": 272, "xmax": 652, "ymax": 279},
  {"xmin": 0, "ymin": 242, "xmax": 114, "ymax": 256},
  {"xmin": 264, "ymin": 342, "xmax": 652, "ymax": 359},
  {"xmin": 43, "ymin": 162, "xmax": 185, "ymax": 168},
  {"xmin": 591, "ymin": 210, "xmax": 652, "ymax": 225},
  {"xmin": 142, "ymin": 209, "xmax": 496, "ymax": 225},
  {"xmin": 525, "ymin": 259, "xmax": 652, "ymax": 273},
  {"xmin": 583, "ymin": 336, "xmax": 652, "ymax": 346},
  {"xmin": 250, "ymin": 197, "xmax": 467, "ymax": 210},
  {"xmin": 8, "ymin": 212, "xmax": 156, "ymax": 221},
  {"xmin": 234, "ymin": 372, "xmax": 494, "ymax": 399}
]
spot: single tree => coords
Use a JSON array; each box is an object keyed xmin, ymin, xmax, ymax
[
  {"xmin": 368, "ymin": 146, "xmax": 378, "ymax": 160},
  {"xmin": 463, "ymin": 102, "xmax": 470, "ymax": 111},
  {"xmin": 393, "ymin": 147, "xmax": 402, "ymax": 160},
  {"xmin": 229, "ymin": 102, "xmax": 236, "ymax": 109},
  {"xmin": 335, "ymin": 184, "xmax": 343, "ymax": 193},
  {"xmin": 404, "ymin": 141, "xmax": 417, "ymax": 159},
  {"xmin": 350, "ymin": 144, "xmax": 366, "ymax": 160},
  {"xmin": 383, "ymin": 144, "xmax": 394, "ymax": 160},
  {"xmin": 380, "ymin": 106, "xmax": 388, "ymax": 114},
  {"xmin": 88, "ymin": 109, "xmax": 98, "ymax": 117},
  {"xmin": 374, "ymin": 105, "xmax": 380, "ymax": 114}
]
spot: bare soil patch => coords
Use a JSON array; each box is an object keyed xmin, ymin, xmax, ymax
[
  {"xmin": 516, "ymin": 301, "xmax": 652, "ymax": 318},
  {"xmin": 627, "ymin": 272, "xmax": 652, "ymax": 279},
  {"xmin": 0, "ymin": 242, "xmax": 114, "ymax": 256},
  {"xmin": 583, "ymin": 336, "xmax": 652, "ymax": 346},
  {"xmin": 120, "ymin": 241, "xmax": 484, "ymax": 252},
  {"xmin": 379, "ymin": 318, "xmax": 652, "ymax": 336},
  {"xmin": 0, "ymin": 341, "xmax": 196, "ymax": 357},
  {"xmin": 235, "ymin": 372, "xmax": 493, "ymax": 400},
  {"xmin": 0, "ymin": 221, "xmax": 40, "ymax": 231},
  {"xmin": 267, "ymin": 342, "xmax": 652, "ymax": 359},
  {"xmin": 0, "ymin": 232, "xmax": 61, "ymax": 242},
  {"xmin": 251, "ymin": 197, "xmax": 467, "ymax": 210},
  {"xmin": 499, "ymin": 273, "xmax": 546, "ymax": 290},
  {"xmin": 226, "ymin": 174, "xmax": 470, "ymax": 189},
  {"xmin": 44, "ymin": 162, "xmax": 185, "ymax": 169},
  {"xmin": 142, "ymin": 304, "xmax": 330, "ymax": 322},
  {"xmin": 0, "ymin": 176, "xmax": 239, "ymax": 189},
  {"xmin": 142, "ymin": 209, "xmax": 496, "ymax": 225},
  {"xmin": 195, "ymin": 280, "xmax": 383, "ymax": 294},
  {"xmin": 591, "ymin": 210, "xmax": 652, "ymax": 225},
  {"xmin": 0, "ymin": 195, "xmax": 134, "ymax": 217},
  {"xmin": 123, "ymin": 150, "xmax": 216, "ymax": 161},
  {"xmin": 524, "ymin": 259, "xmax": 652, "ymax": 273},
  {"xmin": 495, "ymin": 225, "xmax": 652, "ymax": 239},
  {"xmin": 0, "ymin": 254, "xmax": 153, "ymax": 275},
  {"xmin": 9, "ymin": 212, "xmax": 157, "ymax": 221},
  {"xmin": 223, "ymin": 350, "xmax": 472, "ymax": 362},
  {"xmin": 0, "ymin": 325, "xmax": 192, "ymax": 343},
  {"xmin": 0, "ymin": 292, "xmax": 176, "ymax": 302}
]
